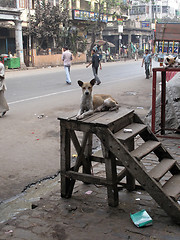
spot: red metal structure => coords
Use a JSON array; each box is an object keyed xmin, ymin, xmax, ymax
[{"xmin": 152, "ymin": 67, "xmax": 180, "ymax": 136}]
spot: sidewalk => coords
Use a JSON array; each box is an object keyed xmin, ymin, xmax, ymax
[{"xmin": 0, "ymin": 135, "xmax": 180, "ymax": 240}]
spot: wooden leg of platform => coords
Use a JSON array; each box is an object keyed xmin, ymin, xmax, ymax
[
  {"xmin": 60, "ymin": 122, "xmax": 71, "ymax": 198},
  {"xmin": 125, "ymin": 139, "xmax": 136, "ymax": 191},
  {"xmin": 104, "ymin": 150, "xmax": 119, "ymax": 207},
  {"xmin": 65, "ymin": 132, "xmax": 90, "ymax": 197},
  {"xmin": 83, "ymin": 133, "xmax": 92, "ymax": 175}
]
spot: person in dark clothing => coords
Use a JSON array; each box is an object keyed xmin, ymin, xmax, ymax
[
  {"xmin": 86, "ymin": 49, "xmax": 102, "ymax": 85},
  {"xmin": 141, "ymin": 49, "xmax": 152, "ymax": 79}
]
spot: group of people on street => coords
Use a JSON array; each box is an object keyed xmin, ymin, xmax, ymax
[
  {"xmin": 62, "ymin": 46, "xmax": 102, "ymax": 86},
  {"xmin": 62, "ymin": 45, "xmax": 152, "ymax": 85}
]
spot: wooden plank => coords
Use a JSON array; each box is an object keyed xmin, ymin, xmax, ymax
[
  {"xmin": 96, "ymin": 128, "xmax": 180, "ymax": 223},
  {"xmin": 83, "ymin": 132, "xmax": 93, "ymax": 175},
  {"xmin": 110, "ymin": 111, "xmax": 134, "ymax": 133},
  {"xmin": 91, "ymin": 108, "xmax": 134, "ymax": 127},
  {"xmin": 117, "ymin": 168, "xmax": 127, "ymax": 182},
  {"xmin": 140, "ymin": 126, "xmax": 173, "ymax": 160},
  {"xmin": 149, "ymin": 159, "xmax": 176, "ymax": 181},
  {"xmin": 65, "ymin": 132, "xmax": 90, "ymax": 197},
  {"xmin": 131, "ymin": 141, "xmax": 161, "ymax": 160},
  {"xmin": 60, "ymin": 123, "xmax": 71, "ymax": 198},
  {"xmin": 58, "ymin": 108, "xmax": 133, "ymax": 127},
  {"xmin": 82, "ymin": 111, "xmax": 108, "ymax": 123},
  {"xmin": 114, "ymin": 123, "xmax": 147, "ymax": 141},
  {"xmin": 103, "ymin": 148, "xmax": 119, "ymax": 207},
  {"xmin": 58, "ymin": 109, "xmax": 134, "ymax": 136},
  {"xmin": 90, "ymin": 155, "xmax": 123, "ymax": 166},
  {"xmin": 163, "ymin": 175, "xmax": 180, "ymax": 201},
  {"xmin": 66, "ymin": 171, "xmax": 108, "ymax": 185},
  {"xmin": 58, "ymin": 110, "xmax": 78, "ymax": 121},
  {"xmin": 125, "ymin": 138, "xmax": 135, "ymax": 191}
]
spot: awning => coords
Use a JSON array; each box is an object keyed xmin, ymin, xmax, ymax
[
  {"xmin": 95, "ymin": 40, "xmax": 115, "ymax": 47},
  {"xmin": 107, "ymin": 42, "xmax": 115, "ymax": 48},
  {"xmin": 95, "ymin": 40, "xmax": 106, "ymax": 46}
]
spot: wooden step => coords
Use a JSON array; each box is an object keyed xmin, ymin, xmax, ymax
[
  {"xmin": 163, "ymin": 175, "xmax": 180, "ymax": 201},
  {"xmin": 114, "ymin": 123, "xmax": 147, "ymax": 141},
  {"xmin": 149, "ymin": 159, "xmax": 177, "ymax": 181},
  {"xmin": 131, "ymin": 140, "xmax": 161, "ymax": 160}
]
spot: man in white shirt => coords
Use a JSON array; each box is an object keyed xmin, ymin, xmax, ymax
[
  {"xmin": 0, "ymin": 61, "xmax": 9, "ymax": 117},
  {"xmin": 62, "ymin": 47, "xmax": 73, "ymax": 85}
]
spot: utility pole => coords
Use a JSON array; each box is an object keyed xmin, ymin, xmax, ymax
[
  {"xmin": 15, "ymin": 0, "xmax": 25, "ymax": 68},
  {"xmin": 28, "ymin": 0, "xmax": 32, "ymax": 66}
]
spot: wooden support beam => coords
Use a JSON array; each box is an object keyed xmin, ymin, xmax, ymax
[{"xmin": 60, "ymin": 122, "xmax": 71, "ymax": 198}]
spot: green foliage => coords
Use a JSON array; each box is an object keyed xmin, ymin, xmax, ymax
[
  {"xmin": 26, "ymin": 0, "xmax": 86, "ymax": 54},
  {"xmin": 86, "ymin": 0, "xmax": 129, "ymax": 53}
]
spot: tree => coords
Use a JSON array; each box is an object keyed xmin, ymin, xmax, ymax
[
  {"xmin": 83, "ymin": 0, "xmax": 129, "ymax": 54},
  {"xmin": 27, "ymin": 0, "xmax": 68, "ymax": 50},
  {"xmin": 27, "ymin": 0, "xmax": 86, "ymax": 54}
]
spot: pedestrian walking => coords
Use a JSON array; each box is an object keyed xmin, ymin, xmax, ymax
[
  {"xmin": 0, "ymin": 61, "xmax": 9, "ymax": 117},
  {"xmin": 106, "ymin": 49, "xmax": 110, "ymax": 62},
  {"xmin": 86, "ymin": 49, "xmax": 102, "ymax": 85},
  {"xmin": 62, "ymin": 47, "xmax": 72, "ymax": 85},
  {"xmin": 135, "ymin": 48, "xmax": 138, "ymax": 61},
  {"xmin": 141, "ymin": 49, "xmax": 151, "ymax": 79}
]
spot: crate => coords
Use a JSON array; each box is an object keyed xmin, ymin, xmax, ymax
[{"xmin": 7, "ymin": 58, "xmax": 20, "ymax": 69}]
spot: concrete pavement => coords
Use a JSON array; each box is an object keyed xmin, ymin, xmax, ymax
[
  {"xmin": 0, "ymin": 61, "xmax": 180, "ymax": 239},
  {"xmin": 0, "ymin": 135, "xmax": 180, "ymax": 240}
]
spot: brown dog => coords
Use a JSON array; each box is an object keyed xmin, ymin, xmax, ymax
[{"xmin": 76, "ymin": 79, "xmax": 119, "ymax": 119}]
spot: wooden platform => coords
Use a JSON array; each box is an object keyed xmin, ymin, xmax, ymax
[{"xmin": 58, "ymin": 108, "xmax": 180, "ymax": 223}]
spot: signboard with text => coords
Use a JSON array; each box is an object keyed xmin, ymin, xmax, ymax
[
  {"xmin": 142, "ymin": 21, "xmax": 150, "ymax": 28},
  {"xmin": 72, "ymin": 10, "xmax": 108, "ymax": 23}
]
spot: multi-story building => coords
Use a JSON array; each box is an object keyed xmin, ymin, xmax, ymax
[
  {"xmin": 130, "ymin": 0, "xmax": 179, "ymax": 22},
  {"xmin": 0, "ymin": 0, "xmax": 155, "ymax": 67}
]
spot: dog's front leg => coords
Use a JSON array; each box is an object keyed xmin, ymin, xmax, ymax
[
  {"xmin": 76, "ymin": 109, "xmax": 83, "ymax": 119},
  {"xmin": 77, "ymin": 109, "xmax": 94, "ymax": 120}
]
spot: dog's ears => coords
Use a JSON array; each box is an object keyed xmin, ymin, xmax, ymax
[
  {"xmin": 174, "ymin": 56, "xmax": 177, "ymax": 60},
  {"xmin": 166, "ymin": 57, "xmax": 170, "ymax": 62},
  {"xmin": 78, "ymin": 80, "xmax": 83, "ymax": 87},
  {"xmin": 90, "ymin": 79, "xmax": 96, "ymax": 86}
]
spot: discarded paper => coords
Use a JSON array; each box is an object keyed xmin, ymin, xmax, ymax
[
  {"xmin": 85, "ymin": 190, "xmax": 93, "ymax": 195},
  {"xmin": 123, "ymin": 129, "xmax": 133, "ymax": 133},
  {"xmin": 130, "ymin": 209, "xmax": 153, "ymax": 227}
]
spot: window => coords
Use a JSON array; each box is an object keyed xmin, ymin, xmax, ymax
[
  {"xmin": 130, "ymin": 5, "xmax": 146, "ymax": 15},
  {"xmin": 72, "ymin": 0, "xmax": 76, "ymax": 9},
  {"xmin": 19, "ymin": 0, "xmax": 25, "ymax": 8},
  {"xmin": 162, "ymin": 6, "xmax": 169, "ymax": 14},
  {"xmin": 80, "ymin": 0, "xmax": 91, "ymax": 11},
  {"xmin": 48, "ymin": 0, "xmax": 54, "ymax": 7},
  {"xmin": 152, "ymin": 5, "xmax": 161, "ymax": 13}
]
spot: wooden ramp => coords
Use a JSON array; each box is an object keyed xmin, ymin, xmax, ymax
[{"xmin": 58, "ymin": 108, "xmax": 180, "ymax": 223}]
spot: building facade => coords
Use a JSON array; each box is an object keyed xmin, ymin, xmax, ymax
[
  {"xmin": 130, "ymin": 0, "xmax": 180, "ymax": 22},
  {"xmin": 0, "ymin": 0, "xmax": 155, "ymax": 67}
]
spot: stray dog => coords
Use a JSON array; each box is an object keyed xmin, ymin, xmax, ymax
[
  {"xmin": 163, "ymin": 55, "xmax": 180, "ymax": 68},
  {"xmin": 76, "ymin": 79, "xmax": 119, "ymax": 119}
]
